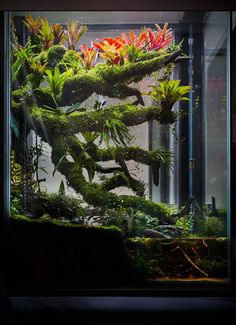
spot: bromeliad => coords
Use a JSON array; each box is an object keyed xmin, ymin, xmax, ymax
[
  {"xmin": 146, "ymin": 80, "xmax": 191, "ymax": 110},
  {"xmin": 79, "ymin": 44, "xmax": 98, "ymax": 69},
  {"xmin": 141, "ymin": 23, "xmax": 173, "ymax": 51},
  {"xmin": 51, "ymin": 24, "xmax": 66, "ymax": 45},
  {"xmin": 65, "ymin": 21, "xmax": 87, "ymax": 50},
  {"xmin": 93, "ymin": 38, "xmax": 127, "ymax": 65}
]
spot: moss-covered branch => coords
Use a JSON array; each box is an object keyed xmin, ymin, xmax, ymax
[
  {"xmin": 66, "ymin": 135, "xmax": 164, "ymax": 187},
  {"xmin": 61, "ymin": 49, "xmax": 182, "ymax": 106},
  {"xmin": 100, "ymin": 173, "xmax": 145, "ymax": 197},
  {"xmin": 30, "ymin": 104, "xmax": 176, "ymax": 139},
  {"xmin": 89, "ymin": 145, "xmax": 169, "ymax": 187},
  {"xmin": 50, "ymin": 136, "xmax": 173, "ymax": 224}
]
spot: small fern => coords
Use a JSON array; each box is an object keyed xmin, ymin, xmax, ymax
[{"xmin": 10, "ymin": 151, "xmax": 23, "ymax": 191}]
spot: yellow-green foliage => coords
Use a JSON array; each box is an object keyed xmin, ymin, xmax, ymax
[
  {"xmin": 10, "ymin": 151, "xmax": 22, "ymax": 191},
  {"xmin": 146, "ymin": 79, "xmax": 191, "ymax": 109}
]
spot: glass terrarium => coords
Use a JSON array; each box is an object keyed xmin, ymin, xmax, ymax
[{"xmin": 6, "ymin": 11, "xmax": 230, "ymax": 293}]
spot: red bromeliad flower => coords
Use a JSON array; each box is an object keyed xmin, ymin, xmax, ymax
[
  {"xmin": 93, "ymin": 38, "xmax": 126, "ymax": 65},
  {"xmin": 143, "ymin": 23, "xmax": 173, "ymax": 50},
  {"xmin": 93, "ymin": 37, "xmax": 123, "ymax": 50},
  {"xmin": 116, "ymin": 31, "xmax": 138, "ymax": 46},
  {"xmin": 93, "ymin": 23, "xmax": 173, "ymax": 65},
  {"xmin": 115, "ymin": 24, "xmax": 173, "ymax": 51}
]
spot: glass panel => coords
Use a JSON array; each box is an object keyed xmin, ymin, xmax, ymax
[{"xmin": 8, "ymin": 11, "xmax": 230, "ymax": 292}]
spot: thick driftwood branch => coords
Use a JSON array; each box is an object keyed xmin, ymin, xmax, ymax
[
  {"xmin": 64, "ymin": 135, "xmax": 144, "ymax": 194},
  {"xmin": 91, "ymin": 146, "xmax": 163, "ymax": 187},
  {"xmin": 66, "ymin": 135, "xmax": 160, "ymax": 190},
  {"xmin": 65, "ymin": 136, "xmax": 165, "ymax": 187},
  {"xmin": 100, "ymin": 173, "xmax": 145, "ymax": 197},
  {"xmin": 30, "ymin": 104, "xmax": 176, "ymax": 139},
  {"xmin": 50, "ymin": 136, "xmax": 173, "ymax": 224},
  {"xmin": 61, "ymin": 49, "xmax": 182, "ymax": 106},
  {"xmin": 88, "ymin": 145, "xmax": 163, "ymax": 165}
]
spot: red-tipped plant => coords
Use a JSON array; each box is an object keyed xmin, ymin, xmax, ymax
[
  {"xmin": 140, "ymin": 23, "xmax": 173, "ymax": 51},
  {"xmin": 23, "ymin": 15, "xmax": 42, "ymax": 36},
  {"xmin": 80, "ymin": 44, "xmax": 98, "ymax": 69},
  {"xmin": 65, "ymin": 21, "xmax": 87, "ymax": 50},
  {"xmin": 38, "ymin": 18, "xmax": 54, "ymax": 50},
  {"xmin": 93, "ymin": 38, "xmax": 127, "ymax": 65},
  {"xmin": 51, "ymin": 24, "xmax": 66, "ymax": 45}
]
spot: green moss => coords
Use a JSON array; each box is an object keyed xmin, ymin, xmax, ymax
[
  {"xmin": 32, "ymin": 88, "xmax": 56, "ymax": 107},
  {"xmin": 77, "ymin": 178, "xmax": 172, "ymax": 223},
  {"xmin": 30, "ymin": 104, "xmax": 175, "ymax": 139},
  {"xmin": 11, "ymin": 84, "xmax": 35, "ymax": 108},
  {"xmin": 101, "ymin": 173, "xmax": 145, "ymax": 197},
  {"xmin": 11, "ymin": 213, "xmax": 123, "ymax": 241},
  {"xmin": 60, "ymin": 49, "xmax": 182, "ymax": 106},
  {"xmin": 34, "ymin": 51, "xmax": 48, "ymax": 65},
  {"xmin": 25, "ymin": 191, "xmax": 84, "ymax": 220},
  {"xmin": 47, "ymin": 45, "xmax": 67, "ymax": 68}
]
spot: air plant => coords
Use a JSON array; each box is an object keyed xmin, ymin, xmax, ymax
[
  {"xmin": 38, "ymin": 18, "xmax": 55, "ymax": 50},
  {"xmin": 65, "ymin": 21, "xmax": 87, "ymax": 50},
  {"xmin": 79, "ymin": 44, "xmax": 98, "ymax": 69},
  {"xmin": 146, "ymin": 80, "xmax": 191, "ymax": 110},
  {"xmin": 115, "ymin": 31, "xmax": 146, "ymax": 62},
  {"xmin": 10, "ymin": 17, "xmax": 18, "ymax": 46},
  {"xmin": 51, "ymin": 23, "xmax": 66, "ymax": 45},
  {"xmin": 126, "ymin": 44, "xmax": 144, "ymax": 62},
  {"xmin": 60, "ymin": 51, "xmax": 82, "ymax": 74}
]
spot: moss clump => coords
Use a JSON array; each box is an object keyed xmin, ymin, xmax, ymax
[
  {"xmin": 25, "ymin": 191, "xmax": 85, "ymax": 221},
  {"xmin": 11, "ymin": 84, "xmax": 35, "ymax": 109},
  {"xmin": 11, "ymin": 213, "xmax": 122, "ymax": 235},
  {"xmin": 60, "ymin": 49, "xmax": 182, "ymax": 106},
  {"xmin": 47, "ymin": 45, "xmax": 67, "ymax": 68},
  {"xmin": 32, "ymin": 88, "xmax": 55, "ymax": 108},
  {"xmin": 30, "ymin": 104, "xmax": 176, "ymax": 139}
]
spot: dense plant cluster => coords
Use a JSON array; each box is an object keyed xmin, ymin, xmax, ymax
[{"xmin": 10, "ymin": 15, "xmax": 226, "ymax": 239}]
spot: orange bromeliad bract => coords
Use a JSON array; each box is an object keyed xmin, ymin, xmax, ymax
[{"xmin": 93, "ymin": 23, "xmax": 173, "ymax": 65}]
